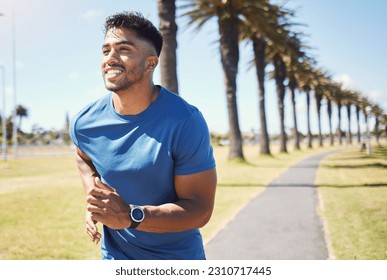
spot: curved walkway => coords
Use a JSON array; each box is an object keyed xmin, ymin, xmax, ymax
[{"xmin": 205, "ymin": 151, "xmax": 334, "ymax": 260}]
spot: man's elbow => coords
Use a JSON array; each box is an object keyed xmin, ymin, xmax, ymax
[{"xmin": 197, "ymin": 206, "xmax": 214, "ymax": 229}]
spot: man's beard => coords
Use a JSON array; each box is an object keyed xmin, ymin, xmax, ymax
[
  {"xmin": 103, "ymin": 70, "xmax": 144, "ymax": 93},
  {"xmin": 103, "ymin": 65, "xmax": 145, "ymax": 92}
]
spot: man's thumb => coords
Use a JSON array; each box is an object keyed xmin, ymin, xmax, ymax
[{"xmin": 94, "ymin": 176, "xmax": 116, "ymax": 192}]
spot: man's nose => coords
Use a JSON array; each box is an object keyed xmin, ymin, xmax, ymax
[{"xmin": 105, "ymin": 49, "xmax": 119, "ymax": 64}]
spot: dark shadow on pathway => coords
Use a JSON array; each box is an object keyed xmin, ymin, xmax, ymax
[{"xmin": 205, "ymin": 151, "xmax": 334, "ymax": 260}]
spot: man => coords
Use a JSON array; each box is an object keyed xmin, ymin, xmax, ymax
[{"xmin": 70, "ymin": 11, "xmax": 217, "ymax": 260}]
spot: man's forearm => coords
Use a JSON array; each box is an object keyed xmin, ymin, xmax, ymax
[
  {"xmin": 136, "ymin": 200, "xmax": 214, "ymax": 233},
  {"xmin": 75, "ymin": 148, "xmax": 99, "ymax": 194}
]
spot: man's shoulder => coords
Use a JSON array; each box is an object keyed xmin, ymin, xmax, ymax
[{"xmin": 159, "ymin": 87, "xmax": 198, "ymax": 119}]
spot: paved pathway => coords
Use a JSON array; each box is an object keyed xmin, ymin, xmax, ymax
[{"xmin": 205, "ymin": 151, "xmax": 334, "ymax": 259}]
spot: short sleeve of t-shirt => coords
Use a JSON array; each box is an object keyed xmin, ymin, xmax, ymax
[
  {"xmin": 173, "ymin": 109, "xmax": 215, "ymax": 175},
  {"xmin": 69, "ymin": 117, "xmax": 79, "ymax": 148}
]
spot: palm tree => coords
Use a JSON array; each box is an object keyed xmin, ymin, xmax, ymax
[
  {"xmin": 296, "ymin": 60, "xmax": 316, "ymax": 149},
  {"xmin": 267, "ymin": 26, "xmax": 309, "ymax": 153},
  {"xmin": 355, "ymin": 103, "xmax": 361, "ymax": 144},
  {"xmin": 182, "ymin": 0, "xmax": 266, "ymax": 160},
  {"xmin": 314, "ymin": 86, "xmax": 324, "ymax": 147},
  {"xmin": 342, "ymin": 89, "xmax": 357, "ymax": 145},
  {"xmin": 243, "ymin": 2, "xmax": 293, "ymax": 156},
  {"xmin": 359, "ymin": 96, "xmax": 371, "ymax": 149},
  {"xmin": 326, "ymin": 97, "xmax": 334, "ymax": 145},
  {"xmin": 382, "ymin": 113, "xmax": 387, "ymax": 142},
  {"xmin": 372, "ymin": 104, "xmax": 383, "ymax": 146},
  {"xmin": 334, "ymin": 90, "xmax": 344, "ymax": 145},
  {"xmin": 252, "ymin": 35, "xmax": 271, "ymax": 155},
  {"xmin": 323, "ymin": 82, "xmax": 342, "ymax": 146},
  {"xmin": 272, "ymin": 52, "xmax": 287, "ymax": 152},
  {"xmin": 16, "ymin": 105, "xmax": 28, "ymax": 131},
  {"xmin": 285, "ymin": 32, "xmax": 313, "ymax": 151},
  {"xmin": 311, "ymin": 67, "xmax": 330, "ymax": 147},
  {"xmin": 304, "ymin": 84, "xmax": 313, "ymax": 148},
  {"xmin": 158, "ymin": 0, "xmax": 179, "ymax": 94}
]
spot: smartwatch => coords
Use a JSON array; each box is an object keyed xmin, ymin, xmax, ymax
[{"xmin": 129, "ymin": 204, "xmax": 145, "ymax": 229}]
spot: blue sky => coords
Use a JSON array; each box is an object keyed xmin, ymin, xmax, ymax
[{"xmin": 0, "ymin": 0, "xmax": 386, "ymax": 136}]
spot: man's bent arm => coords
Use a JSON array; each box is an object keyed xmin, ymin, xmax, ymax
[
  {"xmin": 137, "ymin": 168, "xmax": 217, "ymax": 233},
  {"xmin": 87, "ymin": 166, "xmax": 217, "ymax": 233}
]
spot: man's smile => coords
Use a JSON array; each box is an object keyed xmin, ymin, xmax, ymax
[{"xmin": 105, "ymin": 65, "xmax": 125, "ymax": 79}]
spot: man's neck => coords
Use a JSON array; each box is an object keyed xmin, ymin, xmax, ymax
[{"xmin": 112, "ymin": 83, "xmax": 159, "ymax": 116}]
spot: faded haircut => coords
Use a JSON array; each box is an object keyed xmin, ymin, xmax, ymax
[{"xmin": 104, "ymin": 11, "xmax": 163, "ymax": 57}]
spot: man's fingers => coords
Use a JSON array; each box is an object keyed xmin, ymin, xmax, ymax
[
  {"xmin": 87, "ymin": 204, "xmax": 108, "ymax": 214},
  {"xmin": 86, "ymin": 218, "xmax": 98, "ymax": 232},
  {"xmin": 86, "ymin": 219, "xmax": 101, "ymax": 244},
  {"xmin": 86, "ymin": 229, "xmax": 101, "ymax": 244}
]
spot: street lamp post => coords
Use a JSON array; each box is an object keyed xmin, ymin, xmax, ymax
[
  {"xmin": 1, "ymin": 65, "xmax": 6, "ymax": 160},
  {"xmin": 11, "ymin": 7, "xmax": 17, "ymax": 157},
  {"xmin": 0, "ymin": 9, "xmax": 17, "ymax": 158}
]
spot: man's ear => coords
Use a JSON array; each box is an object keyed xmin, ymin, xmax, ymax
[{"xmin": 147, "ymin": 56, "xmax": 158, "ymax": 71}]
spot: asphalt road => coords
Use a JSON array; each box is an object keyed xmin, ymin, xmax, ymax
[{"xmin": 205, "ymin": 151, "xmax": 334, "ymax": 260}]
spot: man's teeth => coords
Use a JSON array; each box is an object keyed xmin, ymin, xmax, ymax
[{"xmin": 107, "ymin": 69, "xmax": 123, "ymax": 74}]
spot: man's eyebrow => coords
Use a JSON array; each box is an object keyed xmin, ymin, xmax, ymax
[{"xmin": 102, "ymin": 40, "xmax": 135, "ymax": 48}]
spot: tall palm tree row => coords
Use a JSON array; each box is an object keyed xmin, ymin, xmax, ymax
[
  {"xmin": 158, "ymin": 0, "xmax": 385, "ymax": 158},
  {"xmin": 180, "ymin": 0, "xmax": 297, "ymax": 159}
]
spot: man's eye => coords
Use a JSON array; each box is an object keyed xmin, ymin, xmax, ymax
[{"xmin": 102, "ymin": 49, "xmax": 109, "ymax": 55}]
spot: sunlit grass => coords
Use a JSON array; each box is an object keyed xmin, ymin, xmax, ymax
[{"xmin": 316, "ymin": 145, "xmax": 387, "ymax": 260}]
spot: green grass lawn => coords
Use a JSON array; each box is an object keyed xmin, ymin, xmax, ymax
[
  {"xmin": 316, "ymin": 145, "xmax": 387, "ymax": 260},
  {"xmin": 0, "ymin": 143, "xmax": 365, "ymax": 259}
]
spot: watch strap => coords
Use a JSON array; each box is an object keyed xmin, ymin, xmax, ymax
[{"xmin": 130, "ymin": 220, "xmax": 140, "ymax": 229}]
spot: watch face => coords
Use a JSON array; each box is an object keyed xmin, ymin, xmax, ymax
[{"xmin": 131, "ymin": 207, "xmax": 144, "ymax": 222}]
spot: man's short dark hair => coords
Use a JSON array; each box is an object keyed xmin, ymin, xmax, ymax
[{"xmin": 104, "ymin": 11, "xmax": 163, "ymax": 57}]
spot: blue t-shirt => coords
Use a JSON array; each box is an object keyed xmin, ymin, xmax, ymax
[{"xmin": 70, "ymin": 86, "xmax": 216, "ymax": 260}]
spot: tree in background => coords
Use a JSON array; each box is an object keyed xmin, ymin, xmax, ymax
[
  {"xmin": 158, "ymin": 0, "xmax": 179, "ymax": 94},
  {"xmin": 182, "ymin": 0, "xmax": 250, "ymax": 160},
  {"xmin": 16, "ymin": 104, "xmax": 28, "ymax": 132}
]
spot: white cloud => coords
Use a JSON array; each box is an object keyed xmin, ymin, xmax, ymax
[
  {"xmin": 80, "ymin": 10, "xmax": 104, "ymax": 20},
  {"xmin": 364, "ymin": 89, "xmax": 387, "ymax": 109},
  {"xmin": 333, "ymin": 73, "xmax": 356, "ymax": 89},
  {"xmin": 365, "ymin": 89, "xmax": 381, "ymax": 101}
]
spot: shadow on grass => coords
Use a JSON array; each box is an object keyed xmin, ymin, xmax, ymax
[
  {"xmin": 318, "ymin": 183, "xmax": 387, "ymax": 188},
  {"xmin": 268, "ymin": 183, "xmax": 386, "ymax": 188},
  {"xmin": 322, "ymin": 163, "xmax": 387, "ymax": 169}
]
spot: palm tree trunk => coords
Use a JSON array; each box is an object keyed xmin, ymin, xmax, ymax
[
  {"xmin": 374, "ymin": 117, "xmax": 380, "ymax": 145},
  {"xmin": 218, "ymin": 15, "xmax": 244, "ymax": 160},
  {"xmin": 315, "ymin": 91, "xmax": 323, "ymax": 147},
  {"xmin": 158, "ymin": 0, "xmax": 179, "ymax": 94},
  {"xmin": 252, "ymin": 36, "xmax": 270, "ymax": 155},
  {"xmin": 273, "ymin": 54, "xmax": 287, "ymax": 153},
  {"xmin": 327, "ymin": 99, "xmax": 334, "ymax": 146},
  {"xmin": 305, "ymin": 89, "xmax": 312, "ymax": 148},
  {"xmin": 346, "ymin": 103, "xmax": 352, "ymax": 144},
  {"xmin": 289, "ymin": 80, "xmax": 300, "ymax": 150},
  {"xmin": 337, "ymin": 100, "xmax": 342, "ymax": 145},
  {"xmin": 355, "ymin": 105, "xmax": 361, "ymax": 144}
]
